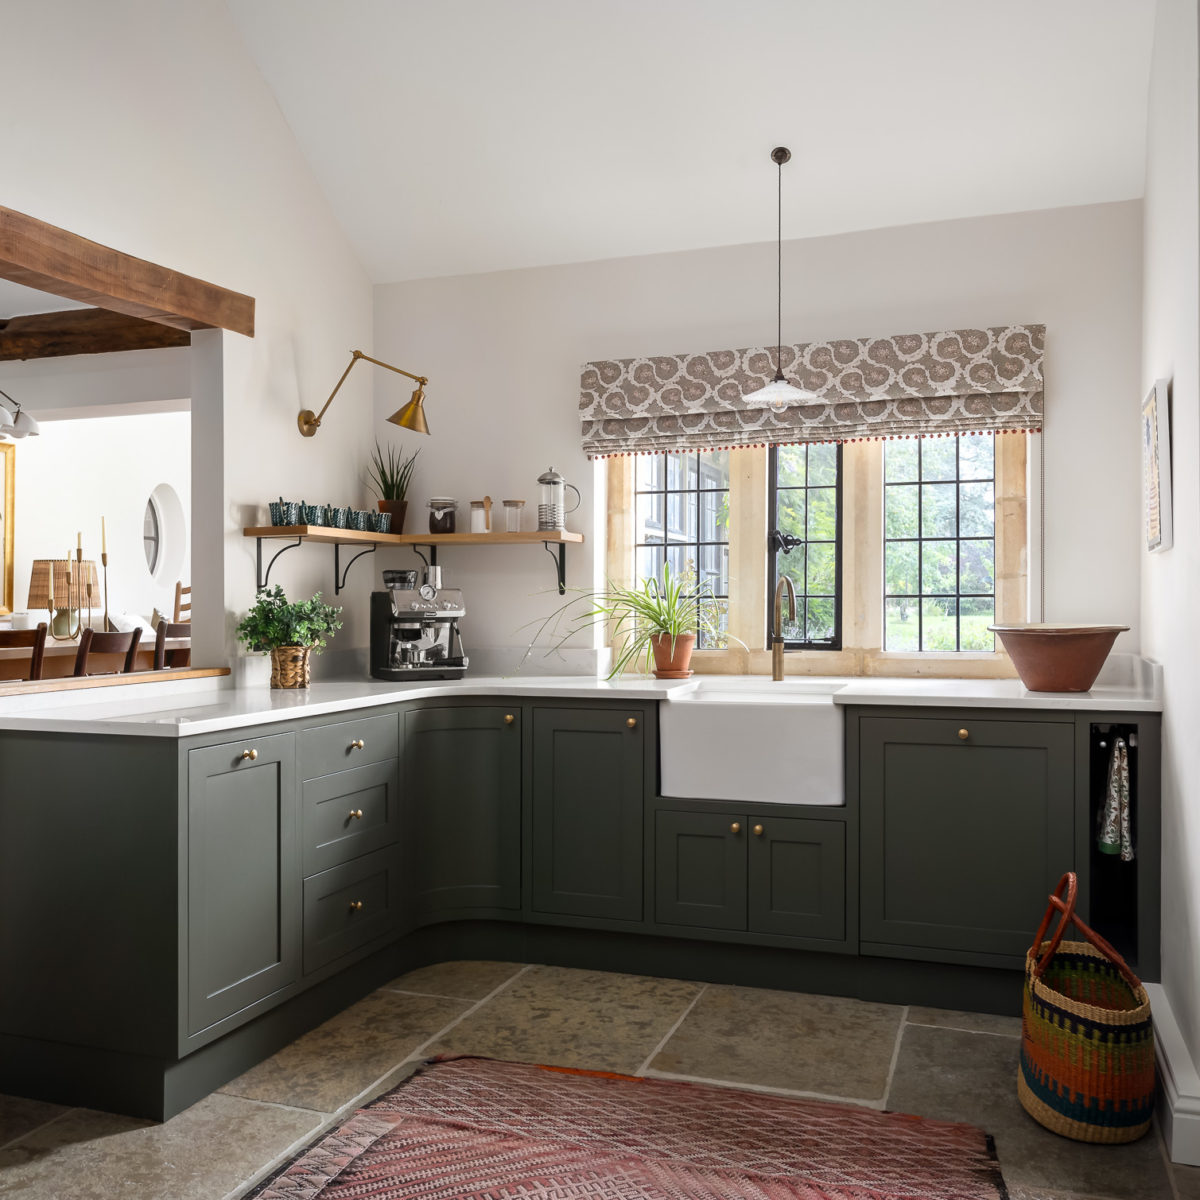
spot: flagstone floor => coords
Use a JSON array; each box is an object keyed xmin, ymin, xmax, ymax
[{"xmin": 0, "ymin": 961, "xmax": 1195, "ymax": 1199}]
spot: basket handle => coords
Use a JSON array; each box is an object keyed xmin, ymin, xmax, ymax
[{"xmin": 1030, "ymin": 872, "xmax": 1143, "ymax": 992}]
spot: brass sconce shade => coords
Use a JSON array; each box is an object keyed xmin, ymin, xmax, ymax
[{"xmin": 298, "ymin": 350, "xmax": 432, "ymax": 437}]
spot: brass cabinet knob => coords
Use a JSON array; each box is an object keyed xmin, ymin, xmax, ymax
[
  {"xmin": 348, "ymin": 900, "xmax": 364, "ymax": 912},
  {"xmin": 504, "ymin": 714, "xmax": 515, "ymax": 725},
  {"xmin": 349, "ymin": 808, "xmax": 364, "ymax": 820},
  {"xmin": 730, "ymin": 822, "xmax": 741, "ymax": 834},
  {"xmin": 626, "ymin": 717, "xmax": 637, "ymax": 729},
  {"xmin": 958, "ymin": 728, "xmax": 970, "ymax": 740},
  {"xmin": 753, "ymin": 824, "xmax": 764, "ymax": 836},
  {"xmin": 350, "ymin": 738, "xmax": 365, "ymax": 750},
  {"xmin": 240, "ymin": 748, "xmax": 258, "ymax": 761}
]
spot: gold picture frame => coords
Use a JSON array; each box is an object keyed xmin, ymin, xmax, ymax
[{"xmin": 0, "ymin": 443, "xmax": 13, "ymax": 615}]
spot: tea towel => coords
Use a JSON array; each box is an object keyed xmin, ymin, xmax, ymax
[{"xmin": 1098, "ymin": 737, "xmax": 1134, "ymax": 861}]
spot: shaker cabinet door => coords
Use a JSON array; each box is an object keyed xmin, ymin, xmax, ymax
[
  {"xmin": 747, "ymin": 816, "xmax": 845, "ymax": 943},
  {"xmin": 186, "ymin": 733, "xmax": 299, "ymax": 1035},
  {"xmin": 530, "ymin": 707, "xmax": 645, "ymax": 922},
  {"xmin": 404, "ymin": 706, "xmax": 522, "ymax": 914},
  {"xmin": 654, "ymin": 809, "xmax": 748, "ymax": 931},
  {"xmin": 858, "ymin": 715, "xmax": 1074, "ymax": 963}
]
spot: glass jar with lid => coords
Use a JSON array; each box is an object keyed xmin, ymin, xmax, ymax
[{"xmin": 427, "ymin": 497, "xmax": 458, "ymax": 534}]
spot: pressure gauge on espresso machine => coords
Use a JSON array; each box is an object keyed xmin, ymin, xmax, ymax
[{"xmin": 419, "ymin": 582, "xmax": 437, "ymax": 602}]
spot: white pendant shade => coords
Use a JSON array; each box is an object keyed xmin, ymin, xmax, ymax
[
  {"xmin": 5, "ymin": 408, "xmax": 39, "ymax": 438},
  {"xmin": 0, "ymin": 406, "xmax": 12, "ymax": 434},
  {"xmin": 742, "ymin": 376, "xmax": 819, "ymax": 413}
]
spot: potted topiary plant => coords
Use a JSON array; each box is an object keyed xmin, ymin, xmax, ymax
[
  {"xmin": 367, "ymin": 439, "xmax": 419, "ymax": 533},
  {"xmin": 523, "ymin": 562, "xmax": 727, "ymax": 679},
  {"xmin": 235, "ymin": 585, "xmax": 342, "ymax": 689}
]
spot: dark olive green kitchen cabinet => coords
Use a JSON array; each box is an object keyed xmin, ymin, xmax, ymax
[
  {"xmin": 187, "ymin": 733, "xmax": 300, "ymax": 1034},
  {"xmin": 404, "ymin": 704, "xmax": 522, "ymax": 916},
  {"xmin": 529, "ymin": 706, "xmax": 646, "ymax": 922},
  {"xmin": 856, "ymin": 712, "xmax": 1075, "ymax": 966},
  {"xmin": 653, "ymin": 805, "xmax": 848, "ymax": 945}
]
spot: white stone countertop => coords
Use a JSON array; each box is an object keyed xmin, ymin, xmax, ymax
[{"xmin": 0, "ymin": 654, "xmax": 1161, "ymax": 737}]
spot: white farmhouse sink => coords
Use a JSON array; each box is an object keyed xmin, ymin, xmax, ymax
[{"xmin": 660, "ymin": 677, "xmax": 845, "ymax": 805}]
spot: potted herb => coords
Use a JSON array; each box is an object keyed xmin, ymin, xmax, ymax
[
  {"xmin": 367, "ymin": 439, "xmax": 419, "ymax": 533},
  {"xmin": 526, "ymin": 563, "xmax": 727, "ymax": 679},
  {"xmin": 235, "ymin": 585, "xmax": 342, "ymax": 689}
]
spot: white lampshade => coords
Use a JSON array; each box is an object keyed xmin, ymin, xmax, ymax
[
  {"xmin": 0, "ymin": 406, "xmax": 12, "ymax": 435},
  {"xmin": 5, "ymin": 407, "xmax": 39, "ymax": 438},
  {"xmin": 742, "ymin": 376, "xmax": 819, "ymax": 413}
]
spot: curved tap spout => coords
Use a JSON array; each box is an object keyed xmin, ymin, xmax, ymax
[{"xmin": 771, "ymin": 576, "xmax": 797, "ymax": 681}]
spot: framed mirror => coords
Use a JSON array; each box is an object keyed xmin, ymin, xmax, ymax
[{"xmin": 1, "ymin": 443, "xmax": 12, "ymax": 615}]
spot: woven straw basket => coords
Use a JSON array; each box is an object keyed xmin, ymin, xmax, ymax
[
  {"xmin": 1019, "ymin": 873, "xmax": 1154, "ymax": 1144},
  {"xmin": 269, "ymin": 645, "xmax": 311, "ymax": 689}
]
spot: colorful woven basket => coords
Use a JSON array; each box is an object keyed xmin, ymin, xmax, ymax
[{"xmin": 1018, "ymin": 872, "xmax": 1155, "ymax": 1143}]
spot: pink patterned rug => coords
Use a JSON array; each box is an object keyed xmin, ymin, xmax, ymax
[{"xmin": 249, "ymin": 1056, "xmax": 1008, "ymax": 1199}]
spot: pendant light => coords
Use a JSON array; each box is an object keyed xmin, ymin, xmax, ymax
[
  {"xmin": 0, "ymin": 388, "xmax": 39, "ymax": 439},
  {"xmin": 743, "ymin": 146, "xmax": 819, "ymax": 412}
]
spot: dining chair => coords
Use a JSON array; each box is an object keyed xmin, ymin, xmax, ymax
[
  {"xmin": 73, "ymin": 628, "xmax": 142, "ymax": 676},
  {"xmin": 154, "ymin": 620, "xmax": 191, "ymax": 670},
  {"xmin": 173, "ymin": 581, "xmax": 191, "ymax": 623},
  {"xmin": 0, "ymin": 623, "xmax": 49, "ymax": 681}
]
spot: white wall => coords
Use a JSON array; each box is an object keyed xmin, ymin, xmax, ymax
[
  {"xmin": 1142, "ymin": 0, "xmax": 1200, "ymax": 1066},
  {"xmin": 373, "ymin": 200, "xmax": 1144, "ymax": 663},
  {"xmin": 3, "ymin": 1, "xmax": 375, "ymax": 669},
  {"xmin": 9, "ymin": 412, "xmax": 190, "ymax": 620}
]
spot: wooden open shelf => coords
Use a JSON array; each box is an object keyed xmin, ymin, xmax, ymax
[{"xmin": 242, "ymin": 527, "xmax": 585, "ymax": 594}]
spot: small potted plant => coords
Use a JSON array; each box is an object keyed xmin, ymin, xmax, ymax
[
  {"xmin": 236, "ymin": 585, "xmax": 342, "ymax": 689},
  {"xmin": 367, "ymin": 439, "xmax": 419, "ymax": 533},
  {"xmin": 525, "ymin": 562, "xmax": 727, "ymax": 679}
]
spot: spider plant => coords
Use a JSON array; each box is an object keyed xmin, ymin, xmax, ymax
[
  {"xmin": 367, "ymin": 439, "xmax": 419, "ymax": 502},
  {"xmin": 520, "ymin": 562, "xmax": 729, "ymax": 678}
]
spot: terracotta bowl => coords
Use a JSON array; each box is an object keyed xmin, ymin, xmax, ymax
[{"xmin": 989, "ymin": 623, "xmax": 1129, "ymax": 692}]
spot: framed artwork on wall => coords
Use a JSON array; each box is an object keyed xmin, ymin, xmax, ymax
[
  {"xmin": 0, "ymin": 442, "xmax": 12, "ymax": 614},
  {"xmin": 1142, "ymin": 377, "xmax": 1173, "ymax": 553}
]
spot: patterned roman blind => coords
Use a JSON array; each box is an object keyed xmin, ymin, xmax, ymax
[{"xmin": 579, "ymin": 324, "xmax": 1044, "ymax": 458}]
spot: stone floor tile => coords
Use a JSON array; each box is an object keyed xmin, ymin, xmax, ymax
[
  {"xmin": 0, "ymin": 1093, "xmax": 320, "ymax": 1200},
  {"xmin": 220, "ymin": 989, "xmax": 469, "ymax": 1113},
  {"xmin": 0, "ymin": 1093, "xmax": 71, "ymax": 1150},
  {"xmin": 887, "ymin": 1024, "xmax": 1171, "ymax": 1199},
  {"xmin": 427, "ymin": 964, "xmax": 701, "ymax": 1076},
  {"xmin": 383, "ymin": 959, "xmax": 524, "ymax": 1000},
  {"xmin": 907, "ymin": 1004, "xmax": 1023, "ymax": 1038},
  {"xmin": 1173, "ymin": 1159, "xmax": 1200, "ymax": 1199},
  {"xmin": 648, "ymin": 984, "xmax": 902, "ymax": 1101}
]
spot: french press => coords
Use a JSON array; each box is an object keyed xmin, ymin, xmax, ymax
[{"xmin": 536, "ymin": 467, "xmax": 581, "ymax": 531}]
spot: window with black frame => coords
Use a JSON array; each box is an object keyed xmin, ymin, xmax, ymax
[
  {"xmin": 767, "ymin": 442, "xmax": 842, "ymax": 650},
  {"xmin": 634, "ymin": 451, "xmax": 730, "ymax": 647}
]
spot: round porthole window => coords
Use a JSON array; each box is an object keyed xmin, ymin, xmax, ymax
[{"xmin": 143, "ymin": 482, "xmax": 187, "ymax": 583}]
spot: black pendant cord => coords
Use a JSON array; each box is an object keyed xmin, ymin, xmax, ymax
[{"xmin": 776, "ymin": 157, "xmax": 783, "ymax": 380}]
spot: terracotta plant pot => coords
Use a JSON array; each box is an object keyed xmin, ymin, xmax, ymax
[
  {"xmin": 377, "ymin": 499, "xmax": 408, "ymax": 534},
  {"xmin": 990, "ymin": 624, "xmax": 1129, "ymax": 692},
  {"xmin": 650, "ymin": 632, "xmax": 696, "ymax": 679},
  {"xmin": 270, "ymin": 645, "xmax": 312, "ymax": 689}
]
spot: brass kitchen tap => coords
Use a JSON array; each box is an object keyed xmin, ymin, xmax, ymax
[{"xmin": 771, "ymin": 575, "xmax": 796, "ymax": 681}]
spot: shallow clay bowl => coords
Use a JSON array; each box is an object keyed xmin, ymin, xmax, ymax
[{"xmin": 989, "ymin": 623, "xmax": 1129, "ymax": 692}]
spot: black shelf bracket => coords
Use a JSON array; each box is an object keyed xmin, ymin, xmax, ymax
[
  {"xmin": 256, "ymin": 536, "xmax": 302, "ymax": 591},
  {"xmin": 543, "ymin": 540, "xmax": 568, "ymax": 594},
  {"xmin": 334, "ymin": 543, "xmax": 377, "ymax": 595}
]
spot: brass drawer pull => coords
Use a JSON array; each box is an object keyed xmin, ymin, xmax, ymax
[
  {"xmin": 350, "ymin": 739, "xmax": 365, "ymax": 750},
  {"xmin": 626, "ymin": 717, "xmax": 637, "ymax": 729},
  {"xmin": 730, "ymin": 822, "xmax": 741, "ymax": 834},
  {"xmin": 240, "ymin": 748, "xmax": 258, "ymax": 761},
  {"xmin": 753, "ymin": 824, "xmax": 764, "ymax": 836},
  {"xmin": 958, "ymin": 728, "xmax": 970, "ymax": 741},
  {"xmin": 349, "ymin": 808, "xmax": 364, "ymax": 821},
  {"xmin": 504, "ymin": 714, "xmax": 515, "ymax": 725},
  {"xmin": 348, "ymin": 900, "xmax": 364, "ymax": 912}
]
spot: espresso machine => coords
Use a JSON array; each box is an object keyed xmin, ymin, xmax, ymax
[{"xmin": 370, "ymin": 568, "xmax": 468, "ymax": 680}]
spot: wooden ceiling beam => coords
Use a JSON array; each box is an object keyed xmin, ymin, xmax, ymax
[
  {"xmin": 0, "ymin": 307, "xmax": 191, "ymax": 361},
  {"xmin": 0, "ymin": 206, "xmax": 255, "ymax": 337}
]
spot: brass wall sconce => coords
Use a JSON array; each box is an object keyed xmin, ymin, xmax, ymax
[{"xmin": 297, "ymin": 350, "xmax": 432, "ymax": 437}]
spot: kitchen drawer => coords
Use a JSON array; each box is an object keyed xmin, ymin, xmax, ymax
[
  {"xmin": 302, "ymin": 759, "xmax": 400, "ymax": 876},
  {"xmin": 302, "ymin": 846, "xmax": 402, "ymax": 975},
  {"xmin": 299, "ymin": 712, "xmax": 398, "ymax": 781}
]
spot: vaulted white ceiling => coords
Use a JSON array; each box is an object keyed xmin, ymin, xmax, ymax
[{"xmin": 227, "ymin": 0, "xmax": 1156, "ymax": 284}]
